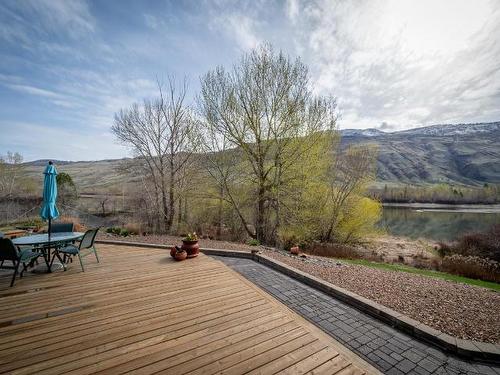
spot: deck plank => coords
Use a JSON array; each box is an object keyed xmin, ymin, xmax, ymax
[{"xmin": 0, "ymin": 244, "xmax": 379, "ymax": 375}]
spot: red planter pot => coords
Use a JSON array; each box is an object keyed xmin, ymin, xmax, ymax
[
  {"xmin": 182, "ymin": 240, "xmax": 200, "ymax": 258},
  {"xmin": 170, "ymin": 247, "xmax": 177, "ymax": 258},
  {"xmin": 174, "ymin": 250, "xmax": 187, "ymax": 261}
]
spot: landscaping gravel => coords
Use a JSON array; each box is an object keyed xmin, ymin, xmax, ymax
[{"xmin": 262, "ymin": 249, "xmax": 500, "ymax": 344}]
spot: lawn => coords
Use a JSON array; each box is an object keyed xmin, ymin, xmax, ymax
[{"xmin": 340, "ymin": 258, "xmax": 500, "ymax": 292}]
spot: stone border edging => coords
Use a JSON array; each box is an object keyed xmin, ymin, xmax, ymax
[{"xmin": 96, "ymin": 239, "xmax": 500, "ymax": 363}]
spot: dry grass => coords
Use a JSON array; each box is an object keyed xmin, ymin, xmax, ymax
[
  {"xmin": 438, "ymin": 224, "xmax": 500, "ymax": 261},
  {"xmin": 441, "ymin": 255, "xmax": 500, "ymax": 283},
  {"xmin": 123, "ymin": 223, "xmax": 142, "ymax": 235},
  {"xmin": 307, "ymin": 242, "xmax": 363, "ymax": 259}
]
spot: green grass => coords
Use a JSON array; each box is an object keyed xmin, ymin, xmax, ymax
[{"xmin": 339, "ymin": 258, "xmax": 500, "ymax": 292}]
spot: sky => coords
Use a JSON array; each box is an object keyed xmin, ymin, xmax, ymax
[{"xmin": 0, "ymin": 0, "xmax": 499, "ymax": 161}]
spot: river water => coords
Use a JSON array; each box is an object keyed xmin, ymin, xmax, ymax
[{"xmin": 379, "ymin": 203, "xmax": 500, "ymax": 242}]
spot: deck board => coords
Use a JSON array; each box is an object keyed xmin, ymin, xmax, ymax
[{"xmin": 0, "ymin": 244, "xmax": 379, "ymax": 374}]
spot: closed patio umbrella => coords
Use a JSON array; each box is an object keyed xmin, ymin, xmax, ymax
[
  {"xmin": 40, "ymin": 161, "xmax": 59, "ymax": 236},
  {"xmin": 34, "ymin": 161, "xmax": 62, "ymax": 273}
]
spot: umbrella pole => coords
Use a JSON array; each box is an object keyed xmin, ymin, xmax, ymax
[{"xmin": 48, "ymin": 217, "xmax": 52, "ymax": 272}]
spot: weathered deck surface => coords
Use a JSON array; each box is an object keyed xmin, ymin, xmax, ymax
[{"xmin": 0, "ymin": 244, "xmax": 379, "ymax": 374}]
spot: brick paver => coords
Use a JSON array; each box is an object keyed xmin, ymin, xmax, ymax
[{"xmin": 214, "ymin": 256, "xmax": 500, "ymax": 375}]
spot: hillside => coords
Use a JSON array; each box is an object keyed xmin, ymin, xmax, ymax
[
  {"xmin": 22, "ymin": 122, "xmax": 500, "ymax": 192},
  {"xmin": 341, "ymin": 122, "xmax": 500, "ymax": 186},
  {"xmin": 22, "ymin": 159, "xmax": 136, "ymax": 193}
]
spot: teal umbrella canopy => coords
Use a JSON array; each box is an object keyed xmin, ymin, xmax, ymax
[{"xmin": 40, "ymin": 162, "xmax": 59, "ymax": 222}]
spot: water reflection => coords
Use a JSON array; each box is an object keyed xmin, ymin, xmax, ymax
[{"xmin": 379, "ymin": 206, "xmax": 500, "ymax": 242}]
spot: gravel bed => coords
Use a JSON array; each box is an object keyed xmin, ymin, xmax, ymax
[{"xmin": 263, "ymin": 249, "xmax": 500, "ymax": 344}]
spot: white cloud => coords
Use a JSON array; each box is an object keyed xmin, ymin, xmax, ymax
[
  {"xmin": 287, "ymin": 0, "xmax": 500, "ymax": 129},
  {"xmin": 1, "ymin": 0, "xmax": 500, "ymax": 162},
  {"xmin": 5, "ymin": 84, "xmax": 61, "ymax": 98},
  {"xmin": 19, "ymin": 0, "xmax": 95, "ymax": 36},
  {"xmin": 144, "ymin": 14, "xmax": 161, "ymax": 30},
  {"xmin": 285, "ymin": 0, "xmax": 300, "ymax": 23},
  {"xmin": 208, "ymin": 2, "xmax": 263, "ymax": 52},
  {"xmin": 212, "ymin": 14, "xmax": 261, "ymax": 51}
]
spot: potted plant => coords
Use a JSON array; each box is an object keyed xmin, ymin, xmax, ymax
[
  {"xmin": 181, "ymin": 232, "xmax": 200, "ymax": 258},
  {"xmin": 174, "ymin": 246, "xmax": 187, "ymax": 261}
]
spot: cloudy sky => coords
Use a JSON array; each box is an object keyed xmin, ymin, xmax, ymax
[{"xmin": 1, "ymin": 0, "xmax": 499, "ymax": 161}]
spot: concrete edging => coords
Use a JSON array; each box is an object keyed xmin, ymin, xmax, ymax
[{"xmin": 96, "ymin": 239, "xmax": 500, "ymax": 363}]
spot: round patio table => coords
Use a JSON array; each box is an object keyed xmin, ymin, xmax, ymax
[{"xmin": 13, "ymin": 232, "xmax": 84, "ymax": 273}]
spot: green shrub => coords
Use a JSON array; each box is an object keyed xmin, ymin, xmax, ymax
[
  {"xmin": 16, "ymin": 218, "xmax": 44, "ymax": 229},
  {"xmin": 247, "ymin": 238, "xmax": 260, "ymax": 246},
  {"xmin": 106, "ymin": 227, "xmax": 114, "ymax": 233},
  {"xmin": 120, "ymin": 229, "xmax": 129, "ymax": 237}
]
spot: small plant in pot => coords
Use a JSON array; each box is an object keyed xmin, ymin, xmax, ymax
[
  {"xmin": 173, "ymin": 246, "xmax": 187, "ymax": 261},
  {"xmin": 182, "ymin": 232, "xmax": 200, "ymax": 258}
]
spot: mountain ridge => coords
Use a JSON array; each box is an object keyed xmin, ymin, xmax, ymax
[
  {"xmin": 340, "ymin": 121, "xmax": 500, "ymax": 186},
  {"xmin": 22, "ymin": 121, "xmax": 500, "ymax": 189},
  {"xmin": 340, "ymin": 121, "xmax": 500, "ymax": 138}
]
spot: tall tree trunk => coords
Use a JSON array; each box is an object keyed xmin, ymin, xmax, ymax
[
  {"xmin": 177, "ymin": 196, "xmax": 182, "ymax": 228},
  {"xmin": 153, "ymin": 180, "xmax": 161, "ymax": 233},
  {"xmin": 256, "ymin": 183, "xmax": 266, "ymax": 243},
  {"xmin": 183, "ymin": 196, "xmax": 188, "ymax": 224},
  {"xmin": 216, "ymin": 185, "xmax": 224, "ymax": 239},
  {"xmin": 272, "ymin": 161, "xmax": 283, "ymax": 247},
  {"xmin": 167, "ymin": 160, "xmax": 175, "ymax": 230},
  {"xmin": 160, "ymin": 171, "xmax": 170, "ymax": 233}
]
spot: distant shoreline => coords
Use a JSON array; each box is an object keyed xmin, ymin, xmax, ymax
[{"xmin": 383, "ymin": 202, "xmax": 500, "ymax": 213}]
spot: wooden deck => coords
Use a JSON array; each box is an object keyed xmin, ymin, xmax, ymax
[{"xmin": 0, "ymin": 244, "xmax": 379, "ymax": 374}]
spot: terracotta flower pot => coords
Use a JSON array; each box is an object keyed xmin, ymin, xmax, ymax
[
  {"xmin": 174, "ymin": 250, "xmax": 187, "ymax": 261},
  {"xmin": 182, "ymin": 240, "xmax": 200, "ymax": 258},
  {"xmin": 290, "ymin": 246, "xmax": 300, "ymax": 255},
  {"xmin": 170, "ymin": 247, "xmax": 177, "ymax": 258}
]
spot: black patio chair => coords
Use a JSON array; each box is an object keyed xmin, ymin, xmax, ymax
[
  {"xmin": 51, "ymin": 223, "xmax": 74, "ymax": 233},
  {"xmin": 48, "ymin": 222, "xmax": 75, "ymax": 263},
  {"xmin": 55, "ymin": 228, "xmax": 100, "ymax": 272},
  {"xmin": 0, "ymin": 238, "xmax": 42, "ymax": 287}
]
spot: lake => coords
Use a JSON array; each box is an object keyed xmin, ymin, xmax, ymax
[{"xmin": 379, "ymin": 203, "xmax": 500, "ymax": 242}]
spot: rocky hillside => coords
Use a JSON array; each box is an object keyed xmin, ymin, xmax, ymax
[
  {"xmin": 341, "ymin": 122, "xmax": 500, "ymax": 186},
  {"xmin": 23, "ymin": 122, "xmax": 500, "ymax": 190}
]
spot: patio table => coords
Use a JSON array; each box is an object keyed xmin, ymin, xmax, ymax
[{"xmin": 13, "ymin": 232, "xmax": 84, "ymax": 273}]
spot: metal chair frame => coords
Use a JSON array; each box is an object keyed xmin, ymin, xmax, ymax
[
  {"xmin": 55, "ymin": 228, "xmax": 100, "ymax": 272},
  {"xmin": 0, "ymin": 238, "xmax": 42, "ymax": 287}
]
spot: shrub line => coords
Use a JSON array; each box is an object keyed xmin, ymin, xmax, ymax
[{"xmin": 96, "ymin": 239, "xmax": 500, "ymax": 363}]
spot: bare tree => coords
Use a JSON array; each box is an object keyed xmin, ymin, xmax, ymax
[
  {"xmin": 199, "ymin": 125, "xmax": 254, "ymax": 238},
  {"xmin": 199, "ymin": 44, "xmax": 337, "ymax": 244},
  {"xmin": 112, "ymin": 77, "xmax": 195, "ymax": 233},
  {"xmin": 0, "ymin": 151, "xmax": 24, "ymax": 198},
  {"xmin": 98, "ymin": 194, "xmax": 110, "ymax": 216}
]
